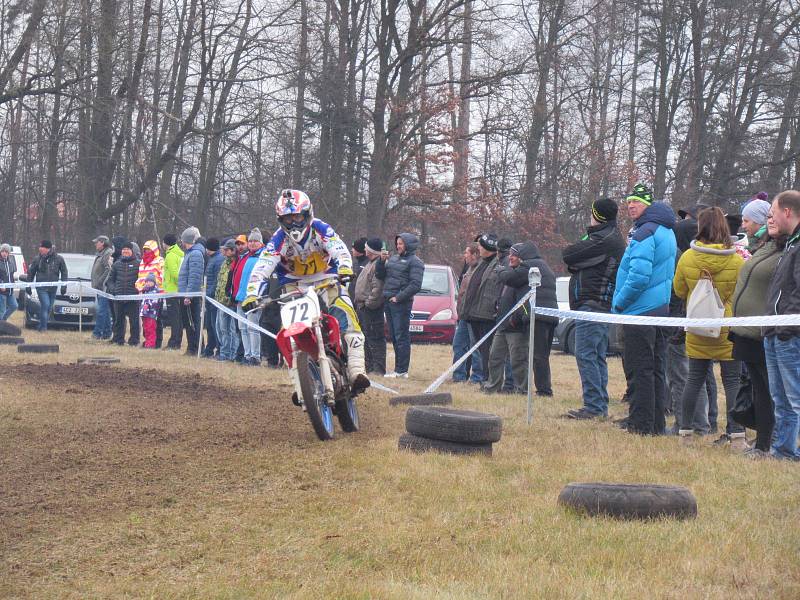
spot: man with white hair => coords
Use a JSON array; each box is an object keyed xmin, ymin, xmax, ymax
[
  {"xmin": 0, "ymin": 243, "xmax": 18, "ymax": 321},
  {"xmin": 177, "ymin": 226, "xmax": 205, "ymax": 355}
]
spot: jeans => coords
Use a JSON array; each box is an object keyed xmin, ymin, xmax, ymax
[
  {"xmin": 452, "ymin": 319, "xmax": 483, "ymax": 382},
  {"xmin": 238, "ymin": 304, "xmax": 262, "ymax": 360},
  {"xmin": 680, "ymin": 358, "xmax": 741, "ymax": 435},
  {"xmin": 531, "ymin": 320, "xmax": 555, "ymax": 395},
  {"xmin": 93, "ymin": 294, "xmax": 112, "ymax": 338},
  {"xmin": 623, "ymin": 324, "xmax": 668, "ymax": 435},
  {"xmin": 165, "ymin": 297, "xmax": 183, "ymax": 348},
  {"xmin": 385, "ymin": 299, "xmax": 412, "ymax": 374},
  {"xmin": 181, "ymin": 297, "xmax": 203, "ymax": 354},
  {"xmin": 358, "ymin": 306, "xmax": 387, "ymax": 375},
  {"xmin": 764, "ymin": 335, "xmax": 800, "ymax": 459},
  {"xmin": 111, "ymin": 300, "xmax": 140, "ymax": 345},
  {"xmin": 203, "ymin": 302, "xmax": 219, "ymax": 355},
  {"xmin": 0, "ymin": 292, "xmax": 18, "ymax": 321},
  {"xmin": 744, "ymin": 359, "xmax": 775, "ymax": 452},
  {"xmin": 573, "ymin": 308, "xmax": 610, "ymax": 416},
  {"xmin": 666, "ymin": 341, "xmax": 711, "ymax": 431},
  {"xmin": 484, "ymin": 330, "xmax": 528, "ymax": 393},
  {"xmin": 467, "ymin": 320, "xmax": 495, "ymax": 381},
  {"xmin": 37, "ymin": 288, "xmax": 56, "ymax": 331},
  {"xmin": 216, "ymin": 307, "xmax": 240, "ymax": 361}
]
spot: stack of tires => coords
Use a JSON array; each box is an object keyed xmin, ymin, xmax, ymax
[
  {"xmin": 398, "ymin": 406, "xmax": 502, "ymax": 456},
  {"xmin": 0, "ymin": 321, "xmax": 25, "ymax": 347}
]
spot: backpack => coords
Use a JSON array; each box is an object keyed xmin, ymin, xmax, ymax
[{"xmin": 685, "ymin": 269, "xmax": 725, "ymax": 338}]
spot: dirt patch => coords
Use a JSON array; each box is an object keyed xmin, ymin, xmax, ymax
[{"xmin": 0, "ymin": 363, "xmax": 394, "ymax": 548}]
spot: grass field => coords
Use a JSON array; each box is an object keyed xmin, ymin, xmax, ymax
[{"xmin": 1, "ymin": 311, "xmax": 799, "ymax": 599}]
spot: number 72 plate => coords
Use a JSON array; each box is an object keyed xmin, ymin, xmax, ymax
[{"xmin": 280, "ymin": 296, "xmax": 320, "ymax": 328}]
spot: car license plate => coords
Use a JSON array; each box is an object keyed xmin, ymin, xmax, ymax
[
  {"xmin": 58, "ymin": 306, "xmax": 89, "ymax": 315},
  {"xmin": 409, "ymin": 324, "xmax": 423, "ymax": 332}
]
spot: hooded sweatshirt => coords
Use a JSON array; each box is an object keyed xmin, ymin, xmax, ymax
[
  {"xmin": 136, "ymin": 240, "xmax": 165, "ymax": 291},
  {"xmin": 497, "ymin": 242, "xmax": 559, "ymax": 331},
  {"xmin": 381, "ymin": 233, "xmax": 424, "ymax": 303},
  {"xmin": 612, "ymin": 202, "xmax": 677, "ymax": 316}
]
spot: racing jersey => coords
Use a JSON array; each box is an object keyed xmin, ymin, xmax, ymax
[{"xmin": 246, "ymin": 218, "xmax": 352, "ymax": 296}]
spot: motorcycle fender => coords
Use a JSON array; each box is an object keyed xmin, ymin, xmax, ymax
[{"xmin": 276, "ymin": 325, "xmax": 318, "ymax": 367}]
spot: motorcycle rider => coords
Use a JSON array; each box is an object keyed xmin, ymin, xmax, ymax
[{"xmin": 243, "ymin": 189, "xmax": 370, "ymax": 395}]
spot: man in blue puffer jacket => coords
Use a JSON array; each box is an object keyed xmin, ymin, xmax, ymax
[
  {"xmin": 612, "ymin": 183, "xmax": 677, "ymax": 435},
  {"xmin": 178, "ymin": 226, "xmax": 206, "ymax": 355}
]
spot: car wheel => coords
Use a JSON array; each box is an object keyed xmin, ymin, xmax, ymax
[
  {"xmin": 558, "ymin": 482, "xmax": 697, "ymax": 520},
  {"xmin": 398, "ymin": 433, "xmax": 492, "ymax": 456},
  {"xmin": 566, "ymin": 325, "xmax": 576, "ymax": 355},
  {"xmin": 405, "ymin": 406, "xmax": 502, "ymax": 444}
]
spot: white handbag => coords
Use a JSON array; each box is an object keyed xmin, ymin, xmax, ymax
[{"xmin": 685, "ymin": 269, "xmax": 725, "ymax": 338}]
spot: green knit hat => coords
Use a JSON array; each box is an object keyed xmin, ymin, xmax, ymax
[{"xmin": 626, "ymin": 183, "xmax": 653, "ymax": 206}]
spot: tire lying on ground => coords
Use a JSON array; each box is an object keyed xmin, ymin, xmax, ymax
[
  {"xmin": 0, "ymin": 321, "xmax": 22, "ymax": 337},
  {"xmin": 0, "ymin": 336, "xmax": 25, "ymax": 345},
  {"xmin": 390, "ymin": 392, "xmax": 453, "ymax": 407},
  {"xmin": 557, "ymin": 482, "xmax": 697, "ymax": 520},
  {"xmin": 17, "ymin": 344, "xmax": 60, "ymax": 354},
  {"xmin": 77, "ymin": 356, "xmax": 121, "ymax": 365},
  {"xmin": 398, "ymin": 433, "xmax": 492, "ymax": 456},
  {"xmin": 405, "ymin": 406, "xmax": 502, "ymax": 444}
]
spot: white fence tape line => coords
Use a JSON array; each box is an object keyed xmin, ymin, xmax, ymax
[
  {"xmin": 205, "ymin": 297, "xmax": 278, "ymax": 340},
  {"xmin": 423, "ymin": 289, "xmax": 535, "ymax": 395},
  {"xmin": 532, "ymin": 306, "xmax": 800, "ymax": 327},
  {"xmin": 370, "ymin": 381, "xmax": 399, "ymax": 395}
]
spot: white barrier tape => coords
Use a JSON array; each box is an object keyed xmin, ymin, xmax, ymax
[
  {"xmin": 370, "ymin": 381, "xmax": 399, "ymax": 395},
  {"xmin": 423, "ymin": 289, "xmax": 535, "ymax": 394},
  {"xmin": 205, "ymin": 297, "xmax": 278, "ymax": 340},
  {"xmin": 92, "ymin": 288, "xmax": 205, "ymax": 302},
  {"xmin": 532, "ymin": 306, "xmax": 800, "ymax": 328},
  {"xmin": 0, "ymin": 280, "xmax": 74, "ymax": 289}
]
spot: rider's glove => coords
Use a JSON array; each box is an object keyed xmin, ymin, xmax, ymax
[
  {"xmin": 338, "ymin": 266, "xmax": 354, "ymax": 286},
  {"xmin": 241, "ymin": 295, "xmax": 259, "ymax": 311}
]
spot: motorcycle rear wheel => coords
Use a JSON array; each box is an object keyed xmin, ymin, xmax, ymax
[{"xmin": 296, "ymin": 351, "xmax": 335, "ymax": 441}]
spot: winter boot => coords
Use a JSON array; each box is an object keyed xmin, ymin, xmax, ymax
[
  {"xmin": 729, "ymin": 432, "xmax": 748, "ymax": 452},
  {"xmin": 344, "ymin": 332, "xmax": 370, "ymax": 394},
  {"xmin": 678, "ymin": 429, "xmax": 695, "ymax": 447}
]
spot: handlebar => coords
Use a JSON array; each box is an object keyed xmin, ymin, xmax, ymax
[{"xmin": 246, "ymin": 278, "xmax": 339, "ymax": 314}]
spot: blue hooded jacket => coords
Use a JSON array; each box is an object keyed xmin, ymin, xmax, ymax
[
  {"xmin": 178, "ymin": 242, "xmax": 206, "ymax": 294},
  {"xmin": 612, "ymin": 202, "xmax": 677, "ymax": 315},
  {"xmin": 205, "ymin": 250, "xmax": 224, "ymax": 298},
  {"xmin": 380, "ymin": 233, "xmax": 425, "ymax": 303}
]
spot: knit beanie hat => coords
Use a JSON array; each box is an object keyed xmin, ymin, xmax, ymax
[
  {"xmin": 223, "ymin": 239, "xmax": 237, "ymax": 250},
  {"xmin": 591, "ymin": 197, "xmax": 618, "ymax": 223},
  {"xmin": 163, "ymin": 233, "xmax": 177, "ymax": 246},
  {"xmin": 742, "ymin": 199, "xmax": 771, "ymax": 225},
  {"xmin": 181, "ymin": 226, "xmax": 200, "ymax": 245},
  {"xmin": 121, "ymin": 241, "xmax": 134, "ymax": 251},
  {"xmin": 626, "ymin": 183, "xmax": 653, "ymax": 206},
  {"xmin": 206, "ymin": 237, "xmax": 220, "ymax": 252},
  {"xmin": 40, "ymin": 240, "xmax": 53, "ymax": 249},
  {"xmin": 477, "ymin": 233, "xmax": 498, "ymax": 252},
  {"xmin": 497, "ymin": 238, "xmax": 513, "ymax": 253},
  {"xmin": 365, "ymin": 238, "xmax": 383, "ymax": 254},
  {"xmin": 248, "ymin": 227, "xmax": 263, "ymax": 243},
  {"xmin": 353, "ymin": 237, "xmax": 367, "ymax": 253}
]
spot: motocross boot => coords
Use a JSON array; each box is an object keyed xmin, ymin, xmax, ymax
[{"xmin": 344, "ymin": 332, "xmax": 371, "ymax": 395}]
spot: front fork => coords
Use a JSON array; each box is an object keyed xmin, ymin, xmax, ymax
[{"xmin": 290, "ymin": 320, "xmax": 336, "ymax": 406}]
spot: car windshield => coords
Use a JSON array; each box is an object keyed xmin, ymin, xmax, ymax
[
  {"xmin": 418, "ymin": 269, "xmax": 449, "ymax": 295},
  {"xmin": 63, "ymin": 255, "xmax": 95, "ymax": 280}
]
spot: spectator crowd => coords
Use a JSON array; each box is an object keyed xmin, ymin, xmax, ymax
[{"xmin": 2, "ymin": 186, "xmax": 800, "ymax": 461}]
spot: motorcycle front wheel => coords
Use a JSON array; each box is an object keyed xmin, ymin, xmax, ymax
[
  {"xmin": 335, "ymin": 393, "xmax": 360, "ymax": 433},
  {"xmin": 296, "ymin": 351, "xmax": 335, "ymax": 441}
]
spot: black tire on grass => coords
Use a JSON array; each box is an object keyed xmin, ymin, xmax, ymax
[
  {"xmin": 557, "ymin": 482, "xmax": 697, "ymax": 520},
  {"xmin": 405, "ymin": 406, "xmax": 502, "ymax": 444},
  {"xmin": 77, "ymin": 356, "xmax": 121, "ymax": 365},
  {"xmin": 17, "ymin": 344, "xmax": 59, "ymax": 354},
  {"xmin": 0, "ymin": 336, "xmax": 25, "ymax": 345},
  {"xmin": 398, "ymin": 433, "xmax": 492, "ymax": 456},
  {"xmin": 390, "ymin": 392, "xmax": 453, "ymax": 407},
  {"xmin": 0, "ymin": 321, "xmax": 22, "ymax": 337}
]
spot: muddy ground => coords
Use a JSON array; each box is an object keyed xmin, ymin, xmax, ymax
[{"xmin": 0, "ymin": 363, "xmax": 395, "ymax": 553}]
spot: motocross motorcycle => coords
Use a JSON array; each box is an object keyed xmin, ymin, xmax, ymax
[{"xmin": 254, "ymin": 279, "xmax": 359, "ymax": 441}]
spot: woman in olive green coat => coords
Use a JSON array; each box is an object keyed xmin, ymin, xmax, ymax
[{"xmin": 673, "ymin": 208, "xmax": 745, "ymax": 444}]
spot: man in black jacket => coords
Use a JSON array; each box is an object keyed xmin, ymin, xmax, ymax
[
  {"xmin": 484, "ymin": 242, "xmax": 559, "ymax": 394},
  {"xmin": 26, "ymin": 240, "xmax": 68, "ymax": 332},
  {"xmin": 107, "ymin": 242, "xmax": 141, "ymax": 346},
  {"xmin": 764, "ymin": 190, "xmax": 800, "ymax": 459},
  {"xmin": 562, "ymin": 198, "xmax": 624, "ymax": 418}
]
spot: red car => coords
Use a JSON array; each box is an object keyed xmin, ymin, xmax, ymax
[{"xmin": 408, "ymin": 264, "xmax": 458, "ymax": 344}]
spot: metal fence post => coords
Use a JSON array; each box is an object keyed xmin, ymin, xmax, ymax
[
  {"xmin": 526, "ymin": 267, "xmax": 541, "ymax": 425},
  {"xmin": 196, "ymin": 278, "xmax": 206, "ymax": 360}
]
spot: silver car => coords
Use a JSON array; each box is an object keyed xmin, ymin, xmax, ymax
[{"xmin": 25, "ymin": 253, "xmax": 98, "ymax": 329}]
